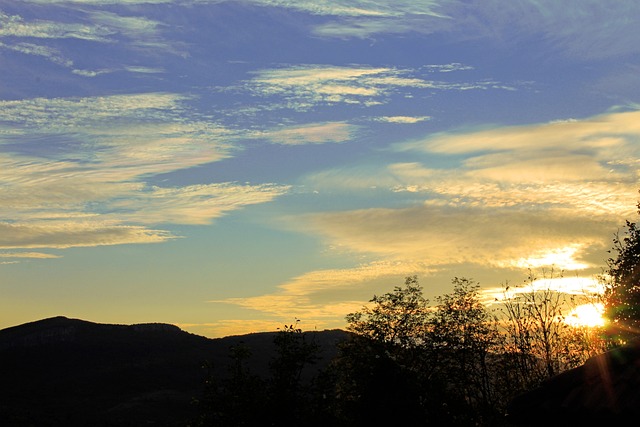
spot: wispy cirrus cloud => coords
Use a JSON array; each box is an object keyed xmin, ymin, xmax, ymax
[
  {"xmin": 402, "ymin": 111, "xmax": 640, "ymax": 157},
  {"xmin": 394, "ymin": 110, "xmax": 640, "ymax": 200},
  {"xmin": 304, "ymin": 0, "xmax": 640, "ymax": 58},
  {"xmin": 0, "ymin": 8, "xmax": 177, "ymax": 76},
  {"xmin": 0, "ymin": 252, "xmax": 62, "ymax": 259},
  {"xmin": 246, "ymin": 0, "xmax": 448, "ymax": 39},
  {"xmin": 0, "ymin": 93, "xmax": 289, "ymax": 249},
  {"xmin": 242, "ymin": 64, "xmax": 507, "ymax": 112},
  {"xmin": 0, "ymin": 221, "xmax": 171, "ymax": 249},
  {"xmin": 455, "ymin": 0, "xmax": 640, "ymax": 59},
  {"xmin": 0, "ymin": 38, "xmax": 164, "ymax": 78},
  {"xmin": 0, "ymin": 93, "xmax": 188, "ymax": 130},
  {"xmin": 11, "ymin": 1, "xmax": 640, "ymax": 60},
  {"xmin": 107, "ymin": 183, "xmax": 290, "ymax": 226},
  {"xmin": 0, "ymin": 11, "xmax": 113, "ymax": 42},
  {"xmin": 87, "ymin": 10, "xmax": 170, "ymax": 50},
  {"xmin": 247, "ymin": 0, "xmax": 446, "ymax": 18},
  {"xmin": 0, "ymin": 41, "xmax": 73, "ymax": 67},
  {"xmin": 18, "ymin": 0, "xmax": 441, "ymax": 15},
  {"xmin": 22, "ymin": 0, "xmax": 172, "ymax": 3}
]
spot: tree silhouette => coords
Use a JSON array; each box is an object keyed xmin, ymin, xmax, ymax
[
  {"xmin": 334, "ymin": 276, "xmax": 432, "ymax": 425},
  {"xmin": 268, "ymin": 320, "xmax": 320, "ymax": 426},
  {"xmin": 195, "ymin": 343, "xmax": 266, "ymax": 427},
  {"xmin": 194, "ymin": 267, "xmax": 619, "ymax": 426},
  {"xmin": 605, "ymin": 217, "xmax": 640, "ymax": 343},
  {"xmin": 428, "ymin": 278, "xmax": 501, "ymax": 424},
  {"xmin": 337, "ymin": 276, "xmax": 506, "ymax": 426}
]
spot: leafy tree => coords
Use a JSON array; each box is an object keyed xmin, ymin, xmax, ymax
[
  {"xmin": 345, "ymin": 275, "xmax": 430, "ymax": 351},
  {"xmin": 335, "ymin": 276, "xmax": 432, "ymax": 426},
  {"xmin": 428, "ymin": 278, "xmax": 501, "ymax": 424},
  {"xmin": 604, "ymin": 218, "xmax": 640, "ymax": 343},
  {"xmin": 338, "ymin": 276, "xmax": 504, "ymax": 426}
]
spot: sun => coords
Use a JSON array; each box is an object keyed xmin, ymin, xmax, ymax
[{"xmin": 565, "ymin": 303, "xmax": 605, "ymax": 328}]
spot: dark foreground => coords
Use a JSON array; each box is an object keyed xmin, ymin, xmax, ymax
[{"xmin": 0, "ymin": 317, "xmax": 344, "ymax": 426}]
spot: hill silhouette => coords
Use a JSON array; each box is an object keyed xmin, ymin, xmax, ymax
[{"xmin": 0, "ymin": 317, "xmax": 346, "ymax": 426}]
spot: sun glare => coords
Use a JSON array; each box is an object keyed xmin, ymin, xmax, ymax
[
  {"xmin": 566, "ymin": 303, "xmax": 605, "ymax": 328},
  {"xmin": 513, "ymin": 245, "xmax": 590, "ymax": 270}
]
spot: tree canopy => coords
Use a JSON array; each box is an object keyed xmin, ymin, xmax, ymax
[{"xmin": 605, "ymin": 218, "xmax": 640, "ymax": 342}]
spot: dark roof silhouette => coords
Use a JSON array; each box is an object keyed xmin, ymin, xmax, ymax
[{"xmin": 507, "ymin": 339, "xmax": 640, "ymax": 425}]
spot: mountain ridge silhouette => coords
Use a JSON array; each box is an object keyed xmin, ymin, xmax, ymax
[{"xmin": 0, "ymin": 316, "xmax": 346, "ymax": 426}]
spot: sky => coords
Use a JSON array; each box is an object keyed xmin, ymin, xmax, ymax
[{"xmin": 1, "ymin": 0, "xmax": 640, "ymax": 338}]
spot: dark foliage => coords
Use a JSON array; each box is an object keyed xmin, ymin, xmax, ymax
[
  {"xmin": 605, "ymin": 217, "xmax": 640, "ymax": 343},
  {"xmin": 325, "ymin": 277, "xmax": 509, "ymax": 426},
  {"xmin": 194, "ymin": 320, "xmax": 336, "ymax": 427}
]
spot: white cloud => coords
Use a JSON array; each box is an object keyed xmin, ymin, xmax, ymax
[
  {"xmin": 124, "ymin": 66, "xmax": 165, "ymax": 74},
  {"xmin": 88, "ymin": 11, "xmax": 170, "ymax": 49},
  {"xmin": 22, "ymin": 0, "xmax": 172, "ymax": 3},
  {"xmin": 259, "ymin": 122, "xmax": 357, "ymax": 145},
  {"xmin": 407, "ymin": 112, "xmax": 639, "ymax": 201},
  {"xmin": 242, "ymin": 0, "xmax": 450, "ymax": 39},
  {"xmin": 403, "ymin": 110, "xmax": 640, "ymax": 156},
  {"xmin": 11, "ymin": 0, "xmax": 640, "ymax": 59},
  {"xmin": 244, "ymin": 64, "xmax": 499, "ymax": 111},
  {"xmin": 71, "ymin": 69, "xmax": 112, "ymax": 77},
  {"xmin": 305, "ymin": 0, "xmax": 640, "ymax": 58},
  {"xmin": 0, "ymin": 8, "xmax": 178, "ymax": 73},
  {"xmin": 0, "ymin": 221, "xmax": 172, "ymax": 249},
  {"xmin": 293, "ymin": 108, "xmax": 640, "ymax": 287},
  {"xmin": 301, "ymin": 205, "xmax": 616, "ymax": 269},
  {"xmin": 0, "ymin": 42, "xmax": 73, "ymax": 67},
  {"xmin": 390, "ymin": 111, "xmax": 640, "ymax": 210},
  {"xmin": 0, "ymin": 252, "xmax": 62, "ymax": 259},
  {"xmin": 423, "ymin": 63, "xmax": 474, "ymax": 73},
  {"xmin": 247, "ymin": 0, "xmax": 445, "ymax": 18},
  {"xmin": 0, "ymin": 93, "xmax": 290, "ymax": 249},
  {"xmin": 0, "ymin": 93, "xmax": 187, "ymax": 130},
  {"xmin": 0, "ymin": 11, "xmax": 113, "ymax": 42},
  {"xmin": 18, "ymin": 0, "xmax": 443, "ymax": 16},
  {"xmin": 376, "ymin": 116, "xmax": 431, "ymax": 124},
  {"xmin": 460, "ymin": 0, "xmax": 640, "ymax": 59},
  {"xmin": 0, "ymin": 94, "xmax": 234, "ymax": 176},
  {"xmin": 109, "ymin": 183, "xmax": 291, "ymax": 226}
]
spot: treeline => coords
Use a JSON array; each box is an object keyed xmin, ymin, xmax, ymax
[
  {"xmin": 193, "ymin": 209, "xmax": 640, "ymax": 426},
  {"xmin": 192, "ymin": 274, "xmax": 606, "ymax": 427}
]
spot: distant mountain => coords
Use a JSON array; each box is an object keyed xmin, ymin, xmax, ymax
[{"xmin": 0, "ymin": 317, "xmax": 347, "ymax": 427}]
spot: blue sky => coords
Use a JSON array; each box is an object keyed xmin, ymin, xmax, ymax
[{"xmin": 2, "ymin": 0, "xmax": 640, "ymax": 337}]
